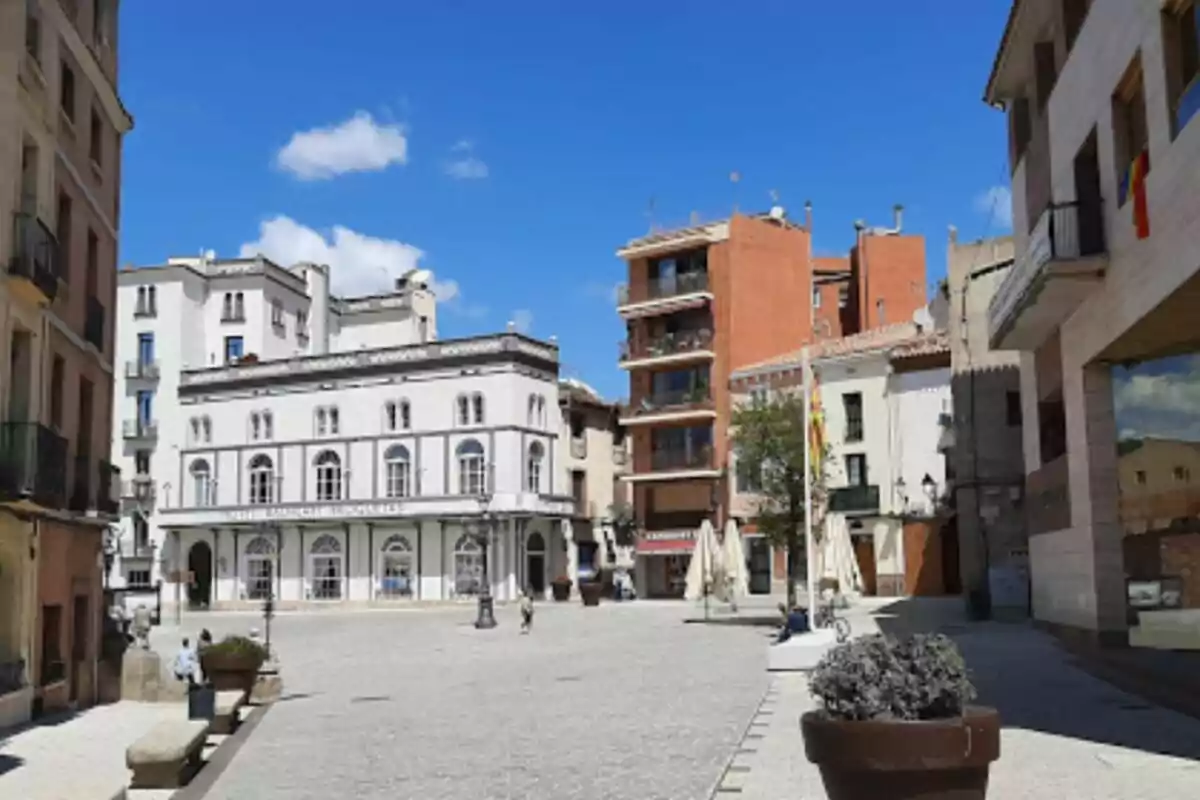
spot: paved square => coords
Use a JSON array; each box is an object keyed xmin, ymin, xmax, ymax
[{"xmin": 184, "ymin": 603, "xmax": 769, "ymax": 800}]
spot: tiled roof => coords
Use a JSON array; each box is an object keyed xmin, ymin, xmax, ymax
[
  {"xmin": 890, "ymin": 331, "xmax": 950, "ymax": 360},
  {"xmin": 733, "ymin": 323, "xmax": 919, "ymax": 376}
]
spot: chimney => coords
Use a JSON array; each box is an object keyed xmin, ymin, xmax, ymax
[
  {"xmin": 893, "ymin": 204, "xmax": 904, "ymax": 233},
  {"xmin": 804, "ymin": 200, "xmax": 813, "ymax": 231}
]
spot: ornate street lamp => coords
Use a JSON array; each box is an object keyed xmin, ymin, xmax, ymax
[
  {"xmin": 470, "ymin": 493, "xmax": 497, "ymax": 629},
  {"xmin": 259, "ymin": 522, "xmax": 281, "ymax": 658}
]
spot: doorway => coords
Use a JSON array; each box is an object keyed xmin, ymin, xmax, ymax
[
  {"xmin": 1073, "ymin": 127, "xmax": 1106, "ymax": 255},
  {"xmin": 748, "ymin": 537, "xmax": 772, "ymax": 594},
  {"xmin": 852, "ymin": 535, "xmax": 878, "ymax": 596},
  {"xmin": 525, "ymin": 531, "xmax": 546, "ymax": 595},
  {"xmin": 187, "ymin": 541, "xmax": 213, "ymax": 609},
  {"xmin": 69, "ymin": 595, "xmax": 87, "ymax": 703}
]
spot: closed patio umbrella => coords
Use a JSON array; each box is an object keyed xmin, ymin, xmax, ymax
[
  {"xmin": 684, "ymin": 519, "xmax": 723, "ymax": 604},
  {"xmin": 722, "ymin": 519, "xmax": 749, "ymax": 609}
]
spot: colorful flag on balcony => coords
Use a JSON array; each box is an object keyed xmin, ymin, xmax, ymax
[
  {"xmin": 808, "ymin": 371, "xmax": 825, "ymax": 481},
  {"xmin": 1130, "ymin": 149, "xmax": 1151, "ymax": 240}
]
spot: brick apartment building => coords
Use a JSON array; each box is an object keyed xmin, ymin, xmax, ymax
[
  {"xmin": 615, "ymin": 206, "xmax": 927, "ymax": 597},
  {"xmin": 0, "ymin": 0, "xmax": 133, "ymax": 729}
]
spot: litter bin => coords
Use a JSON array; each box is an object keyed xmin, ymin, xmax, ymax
[{"xmin": 188, "ymin": 683, "xmax": 216, "ymax": 721}]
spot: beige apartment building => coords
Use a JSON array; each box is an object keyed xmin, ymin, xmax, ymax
[
  {"xmin": 985, "ymin": 0, "xmax": 1200, "ymax": 648},
  {"xmin": 0, "ymin": 0, "xmax": 133, "ymax": 728}
]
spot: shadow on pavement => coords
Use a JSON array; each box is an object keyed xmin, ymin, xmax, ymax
[
  {"xmin": 872, "ymin": 597, "xmax": 1200, "ymax": 763},
  {"xmin": 0, "ymin": 753, "xmax": 24, "ymax": 777}
]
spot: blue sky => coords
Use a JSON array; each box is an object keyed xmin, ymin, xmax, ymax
[{"xmin": 119, "ymin": 1, "xmax": 1014, "ymax": 399}]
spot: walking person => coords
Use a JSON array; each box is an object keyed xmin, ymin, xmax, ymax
[{"xmin": 519, "ymin": 588, "xmax": 535, "ymax": 634}]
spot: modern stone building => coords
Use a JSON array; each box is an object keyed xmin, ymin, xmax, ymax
[
  {"xmin": 985, "ymin": 0, "xmax": 1200, "ymax": 647},
  {"xmin": 0, "ymin": 0, "xmax": 132, "ymax": 728},
  {"xmin": 112, "ymin": 254, "xmax": 578, "ymax": 610}
]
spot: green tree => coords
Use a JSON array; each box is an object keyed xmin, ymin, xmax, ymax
[{"xmin": 731, "ymin": 391, "xmax": 827, "ymax": 610}]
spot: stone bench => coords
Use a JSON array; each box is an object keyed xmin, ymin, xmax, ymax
[
  {"xmin": 126, "ymin": 719, "xmax": 210, "ymax": 789},
  {"xmin": 212, "ymin": 689, "xmax": 246, "ymax": 735}
]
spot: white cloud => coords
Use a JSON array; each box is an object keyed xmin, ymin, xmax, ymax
[
  {"xmin": 510, "ymin": 309, "xmax": 533, "ymax": 333},
  {"xmin": 583, "ymin": 281, "xmax": 621, "ymax": 304},
  {"xmin": 443, "ymin": 139, "xmax": 489, "ymax": 180},
  {"xmin": 1113, "ymin": 355, "xmax": 1200, "ymax": 441},
  {"xmin": 238, "ymin": 215, "xmax": 430, "ymax": 298},
  {"xmin": 276, "ymin": 112, "xmax": 408, "ymax": 180},
  {"xmin": 974, "ymin": 185, "xmax": 1013, "ymax": 229}
]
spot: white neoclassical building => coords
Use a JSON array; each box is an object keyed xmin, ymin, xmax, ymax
[{"xmin": 110, "ymin": 253, "xmax": 576, "ymax": 610}]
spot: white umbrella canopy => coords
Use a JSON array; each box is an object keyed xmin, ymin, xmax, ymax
[
  {"xmin": 684, "ymin": 519, "xmax": 724, "ymax": 601},
  {"xmin": 721, "ymin": 519, "xmax": 750, "ymax": 604}
]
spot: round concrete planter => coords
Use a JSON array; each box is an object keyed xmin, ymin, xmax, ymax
[{"xmin": 800, "ymin": 706, "xmax": 1001, "ymax": 800}]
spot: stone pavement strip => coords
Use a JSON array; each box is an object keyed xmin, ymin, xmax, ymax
[{"xmin": 0, "ymin": 701, "xmax": 185, "ymax": 800}]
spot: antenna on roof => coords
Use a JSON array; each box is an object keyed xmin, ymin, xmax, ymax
[
  {"xmin": 730, "ymin": 171, "xmax": 741, "ymax": 214},
  {"xmin": 646, "ymin": 196, "xmax": 659, "ymax": 233}
]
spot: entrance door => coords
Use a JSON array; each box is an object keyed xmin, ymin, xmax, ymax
[
  {"xmin": 187, "ymin": 542, "xmax": 213, "ymax": 609},
  {"xmin": 525, "ymin": 532, "xmax": 546, "ymax": 594},
  {"xmin": 69, "ymin": 595, "xmax": 88, "ymax": 703},
  {"xmin": 748, "ymin": 538, "xmax": 772, "ymax": 594},
  {"xmin": 853, "ymin": 536, "xmax": 877, "ymax": 596}
]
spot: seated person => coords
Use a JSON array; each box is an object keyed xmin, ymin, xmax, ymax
[{"xmin": 774, "ymin": 603, "xmax": 809, "ymax": 644}]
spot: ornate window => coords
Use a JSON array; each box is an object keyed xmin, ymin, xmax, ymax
[
  {"xmin": 234, "ymin": 291, "xmax": 245, "ymax": 319},
  {"xmin": 315, "ymin": 407, "xmax": 327, "ymax": 436},
  {"xmin": 328, "ymin": 406, "xmax": 340, "ymax": 434},
  {"xmin": 385, "ymin": 401, "xmax": 397, "ymax": 431},
  {"xmin": 526, "ymin": 441, "xmax": 544, "ymax": 493},
  {"xmin": 456, "ymin": 394, "xmax": 470, "ymax": 426},
  {"xmin": 378, "ymin": 535, "xmax": 414, "ymax": 599},
  {"xmin": 309, "ymin": 534, "xmax": 343, "ymax": 600},
  {"xmin": 190, "ymin": 417, "xmax": 200, "ymax": 444},
  {"xmin": 472, "ymin": 393, "xmax": 485, "ymax": 424},
  {"xmin": 456, "ymin": 439, "xmax": 486, "ymax": 495},
  {"xmin": 248, "ymin": 454, "xmax": 274, "ymax": 505},
  {"xmin": 190, "ymin": 458, "xmax": 212, "ymax": 507},
  {"xmin": 202, "ymin": 416, "xmax": 212, "ymax": 443},
  {"xmin": 527, "ymin": 394, "xmax": 537, "ymax": 426},
  {"xmin": 245, "ymin": 535, "xmax": 275, "ymax": 600},
  {"xmin": 315, "ymin": 450, "xmax": 342, "ymax": 501},
  {"xmin": 537, "ymin": 396, "xmax": 546, "ymax": 427},
  {"xmin": 250, "ymin": 412, "xmax": 261, "ymax": 441},
  {"xmin": 262, "ymin": 412, "xmax": 273, "ymax": 440},
  {"xmin": 453, "ymin": 533, "xmax": 483, "ymax": 597},
  {"xmin": 399, "ymin": 400, "xmax": 411, "ymax": 430},
  {"xmin": 384, "ymin": 444, "xmax": 411, "ymax": 499}
]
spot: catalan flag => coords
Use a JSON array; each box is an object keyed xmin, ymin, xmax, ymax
[
  {"xmin": 1130, "ymin": 149, "xmax": 1151, "ymax": 240},
  {"xmin": 808, "ymin": 371, "xmax": 825, "ymax": 481}
]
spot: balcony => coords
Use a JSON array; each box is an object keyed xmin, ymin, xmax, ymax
[
  {"xmin": 828, "ymin": 484, "xmax": 880, "ymax": 516},
  {"xmin": 122, "ymin": 419, "xmax": 158, "ymax": 441},
  {"xmin": 988, "ymin": 201, "xmax": 1107, "ymax": 350},
  {"xmin": 8, "ymin": 213, "xmax": 60, "ymax": 304},
  {"xmin": 221, "ymin": 310, "xmax": 246, "ymax": 323},
  {"xmin": 651, "ymin": 446, "xmax": 713, "ymax": 472},
  {"xmin": 85, "ymin": 295, "xmax": 105, "ymax": 350},
  {"xmin": 120, "ymin": 539, "xmax": 155, "ymax": 561},
  {"xmin": 0, "ymin": 422, "xmax": 68, "ymax": 509},
  {"xmin": 617, "ymin": 271, "xmax": 713, "ymax": 320},
  {"xmin": 1026, "ymin": 455, "xmax": 1071, "ymax": 535},
  {"xmin": 619, "ymin": 386, "xmax": 716, "ymax": 426},
  {"xmin": 124, "ymin": 360, "xmax": 159, "ymax": 381},
  {"xmin": 620, "ymin": 329, "xmax": 715, "ymax": 370}
]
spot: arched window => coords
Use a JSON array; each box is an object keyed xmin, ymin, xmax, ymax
[
  {"xmin": 453, "ymin": 533, "xmax": 483, "ymax": 597},
  {"xmin": 222, "ymin": 292, "xmax": 232, "ymax": 320},
  {"xmin": 378, "ymin": 535, "xmax": 413, "ymax": 599},
  {"xmin": 472, "ymin": 393, "xmax": 485, "ymax": 424},
  {"xmin": 148, "ymin": 286, "xmax": 156, "ymax": 313},
  {"xmin": 537, "ymin": 396, "xmax": 546, "ymax": 427},
  {"xmin": 250, "ymin": 412, "xmax": 261, "ymax": 441},
  {"xmin": 526, "ymin": 441, "xmax": 544, "ymax": 493},
  {"xmin": 329, "ymin": 406, "xmax": 340, "ymax": 434},
  {"xmin": 137, "ymin": 286, "xmax": 146, "ymax": 313},
  {"xmin": 456, "ymin": 394, "xmax": 470, "ymax": 426},
  {"xmin": 234, "ymin": 291, "xmax": 245, "ymax": 319},
  {"xmin": 315, "ymin": 407, "xmax": 327, "ymax": 436},
  {"xmin": 245, "ymin": 535, "xmax": 275, "ymax": 600},
  {"xmin": 385, "ymin": 401, "xmax": 397, "ymax": 431},
  {"xmin": 384, "ymin": 444, "xmax": 411, "ymax": 499},
  {"xmin": 399, "ymin": 400, "xmax": 411, "ymax": 430},
  {"xmin": 248, "ymin": 454, "xmax": 274, "ymax": 505},
  {"xmin": 202, "ymin": 416, "xmax": 212, "ymax": 443},
  {"xmin": 315, "ymin": 450, "xmax": 342, "ymax": 501},
  {"xmin": 190, "ymin": 458, "xmax": 211, "ymax": 507},
  {"xmin": 527, "ymin": 394, "xmax": 537, "ymax": 426},
  {"xmin": 190, "ymin": 417, "xmax": 200, "ymax": 443},
  {"xmin": 309, "ymin": 534, "xmax": 343, "ymax": 600},
  {"xmin": 262, "ymin": 412, "xmax": 273, "ymax": 440},
  {"xmin": 456, "ymin": 439, "xmax": 486, "ymax": 495}
]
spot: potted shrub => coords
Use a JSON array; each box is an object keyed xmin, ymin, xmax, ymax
[
  {"xmin": 550, "ymin": 576, "xmax": 572, "ymax": 602},
  {"xmin": 801, "ymin": 633, "xmax": 1000, "ymax": 800},
  {"xmin": 200, "ymin": 635, "xmax": 269, "ymax": 699},
  {"xmin": 578, "ymin": 579, "xmax": 602, "ymax": 607}
]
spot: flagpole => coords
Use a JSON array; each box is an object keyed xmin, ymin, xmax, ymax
[{"xmin": 802, "ymin": 346, "xmax": 817, "ymax": 624}]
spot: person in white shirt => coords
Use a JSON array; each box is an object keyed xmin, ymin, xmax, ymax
[{"xmin": 172, "ymin": 638, "xmax": 199, "ymax": 686}]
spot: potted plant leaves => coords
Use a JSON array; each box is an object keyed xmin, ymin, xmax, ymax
[
  {"xmin": 801, "ymin": 633, "xmax": 1000, "ymax": 800},
  {"xmin": 199, "ymin": 635, "xmax": 269, "ymax": 700},
  {"xmin": 550, "ymin": 575, "xmax": 572, "ymax": 602}
]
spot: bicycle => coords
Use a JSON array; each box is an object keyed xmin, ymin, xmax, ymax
[{"xmin": 811, "ymin": 600, "xmax": 851, "ymax": 643}]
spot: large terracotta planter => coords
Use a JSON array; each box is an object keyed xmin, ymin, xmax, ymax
[
  {"xmin": 579, "ymin": 581, "xmax": 602, "ymax": 607},
  {"xmin": 200, "ymin": 652, "xmax": 263, "ymax": 700},
  {"xmin": 801, "ymin": 706, "xmax": 1001, "ymax": 800},
  {"xmin": 551, "ymin": 581, "xmax": 571, "ymax": 602}
]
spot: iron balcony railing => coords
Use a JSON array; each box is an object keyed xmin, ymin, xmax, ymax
[
  {"xmin": 651, "ymin": 446, "xmax": 713, "ymax": 472},
  {"xmin": 124, "ymin": 360, "xmax": 159, "ymax": 380},
  {"xmin": 620, "ymin": 328, "xmax": 714, "ymax": 362},
  {"xmin": 85, "ymin": 295, "xmax": 105, "ymax": 349},
  {"xmin": 828, "ymin": 484, "xmax": 881, "ymax": 514},
  {"xmin": 617, "ymin": 270, "xmax": 710, "ymax": 306},
  {"xmin": 9, "ymin": 213, "xmax": 59, "ymax": 301},
  {"xmin": 122, "ymin": 419, "xmax": 158, "ymax": 440},
  {"xmin": 0, "ymin": 422, "xmax": 68, "ymax": 509},
  {"xmin": 633, "ymin": 385, "xmax": 713, "ymax": 413},
  {"xmin": 988, "ymin": 200, "xmax": 1106, "ymax": 341}
]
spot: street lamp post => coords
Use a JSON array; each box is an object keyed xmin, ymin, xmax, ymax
[{"xmin": 472, "ymin": 494, "xmax": 497, "ymax": 629}]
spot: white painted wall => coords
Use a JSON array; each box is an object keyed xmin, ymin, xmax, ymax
[{"xmin": 888, "ymin": 367, "xmax": 952, "ymax": 516}]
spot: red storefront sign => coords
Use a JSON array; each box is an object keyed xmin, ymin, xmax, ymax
[{"xmin": 636, "ymin": 529, "xmax": 696, "ymax": 555}]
